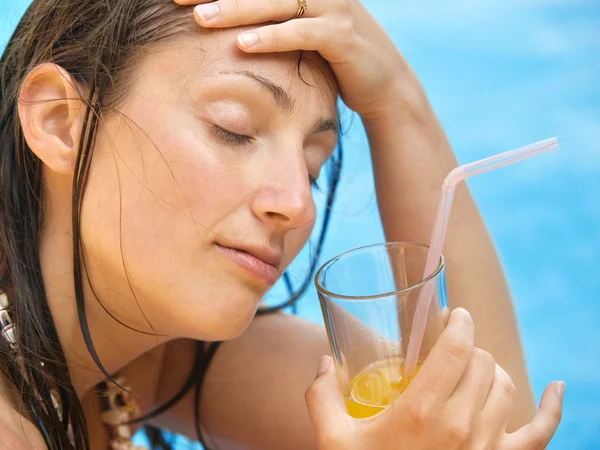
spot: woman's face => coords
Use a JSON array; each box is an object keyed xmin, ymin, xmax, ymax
[{"xmin": 81, "ymin": 27, "xmax": 339, "ymax": 341}]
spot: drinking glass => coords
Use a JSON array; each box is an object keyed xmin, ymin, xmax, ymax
[{"xmin": 315, "ymin": 242, "xmax": 448, "ymax": 418}]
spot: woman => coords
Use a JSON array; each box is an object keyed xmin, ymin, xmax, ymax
[{"xmin": 0, "ymin": 0, "xmax": 563, "ymax": 448}]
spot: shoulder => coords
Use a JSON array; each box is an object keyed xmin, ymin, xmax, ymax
[
  {"xmin": 0, "ymin": 405, "xmax": 46, "ymax": 450},
  {"xmin": 154, "ymin": 314, "xmax": 329, "ymax": 449},
  {"xmin": 0, "ymin": 376, "xmax": 47, "ymax": 450}
]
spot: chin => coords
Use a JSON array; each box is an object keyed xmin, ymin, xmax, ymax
[
  {"xmin": 208, "ymin": 323, "xmax": 252, "ymax": 341},
  {"xmin": 198, "ymin": 310, "xmax": 257, "ymax": 342},
  {"xmin": 167, "ymin": 292, "xmax": 260, "ymax": 342},
  {"xmin": 155, "ymin": 265, "xmax": 270, "ymax": 341},
  {"xmin": 216, "ymin": 301, "xmax": 260, "ymax": 340}
]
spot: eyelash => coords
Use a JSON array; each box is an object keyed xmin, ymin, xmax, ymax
[
  {"xmin": 212, "ymin": 125, "xmax": 253, "ymax": 146},
  {"xmin": 213, "ymin": 124, "xmax": 323, "ymax": 191},
  {"xmin": 309, "ymin": 175, "xmax": 323, "ymax": 192}
]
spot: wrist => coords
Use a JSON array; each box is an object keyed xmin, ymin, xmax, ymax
[{"xmin": 359, "ymin": 76, "xmax": 432, "ymax": 128}]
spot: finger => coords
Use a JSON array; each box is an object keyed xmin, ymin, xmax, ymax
[
  {"xmin": 404, "ymin": 308, "xmax": 475, "ymax": 405},
  {"xmin": 173, "ymin": 0, "xmax": 213, "ymax": 5},
  {"xmin": 193, "ymin": 0, "xmax": 313, "ymax": 27},
  {"xmin": 476, "ymin": 364, "xmax": 517, "ymax": 443},
  {"xmin": 305, "ymin": 356, "xmax": 349, "ymax": 438},
  {"xmin": 236, "ymin": 19, "xmax": 356, "ymax": 66},
  {"xmin": 447, "ymin": 348, "xmax": 496, "ymax": 416},
  {"xmin": 503, "ymin": 381, "xmax": 565, "ymax": 450}
]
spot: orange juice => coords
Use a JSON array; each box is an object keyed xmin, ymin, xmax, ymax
[{"xmin": 345, "ymin": 357, "xmax": 422, "ymax": 418}]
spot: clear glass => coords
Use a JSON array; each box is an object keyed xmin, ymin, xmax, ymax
[{"xmin": 314, "ymin": 242, "xmax": 448, "ymax": 418}]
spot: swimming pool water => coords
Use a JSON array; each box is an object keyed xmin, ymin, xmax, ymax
[{"xmin": 2, "ymin": 0, "xmax": 599, "ymax": 448}]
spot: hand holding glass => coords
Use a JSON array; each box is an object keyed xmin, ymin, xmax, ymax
[{"xmin": 315, "ymin": 242, "xmax": 447, "ymax": 418}]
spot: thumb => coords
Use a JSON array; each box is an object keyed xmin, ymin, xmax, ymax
[
  {"xmin": 504, "ymin": 381, "xmax": 564, "ymax": 450},
  {"xmin": 305, "ymin": 355, "xmax": 349, "ymax": 438}
]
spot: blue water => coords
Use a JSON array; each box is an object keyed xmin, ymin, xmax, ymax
[{"xmin": 2, "ymin": 0, "xmax": 599, "ymax": 448}]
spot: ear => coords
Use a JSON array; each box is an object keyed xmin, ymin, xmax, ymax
[{"xmin": 18, "ymin": 63, "xmax": 86, "ymax": 175}]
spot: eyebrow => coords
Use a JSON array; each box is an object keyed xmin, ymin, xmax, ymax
[{"xmin": 219, "ymin": 69, "xmax": 339, "ymax": 137}]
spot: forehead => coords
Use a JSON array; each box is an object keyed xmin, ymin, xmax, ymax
[{"xmin": 142, "ymin": 26, "xmax": 339, "ymax": 113}]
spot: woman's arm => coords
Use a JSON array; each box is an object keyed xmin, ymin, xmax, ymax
[
  {"xmin": 152, "ymin": 101, "xmax": 537, "ymax": 447},
  {"xmin": 153, "ymin": 319, "xmax": 329, "ymax": 450},
  {"xmin": 362, "ymin": 76, "xmax": 536, "ymax": 431}
]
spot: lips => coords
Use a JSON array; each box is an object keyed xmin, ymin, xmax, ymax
[{"xmin": 215, "ymin": 243, "xmax": 281, "ymax": 285}]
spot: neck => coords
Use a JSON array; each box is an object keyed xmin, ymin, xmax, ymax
[{"xmin": 40, "ymin": 203, "xmax": 169, "ymax": 398}]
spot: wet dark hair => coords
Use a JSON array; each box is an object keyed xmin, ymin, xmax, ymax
[{"xmin": 0, "ymin": 0, "xmax": 342, "ymax": 449}]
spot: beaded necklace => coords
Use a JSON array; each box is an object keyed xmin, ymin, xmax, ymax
[{"xmin": 1, "ymin": 289, "xmax": 146, "ymax": 450}]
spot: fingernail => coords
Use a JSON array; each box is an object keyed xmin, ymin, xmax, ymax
[
  {"xmin": 238, "ymin": 32, "xmax": 259, "ymax": 49},
  {"xmin": 195, "ymin": 3, "xmax": 220, "ymax": 21},
  {"xmin": 317, "ymin": 355, "xmax": 331, "ymax": 376},
  {"xmin": 556, "ymin": 381, "xmax": 565, "ymax": 401},
  {"xmin": 454, "ymin": 307, "xmax": 472, "ymax": 320}
]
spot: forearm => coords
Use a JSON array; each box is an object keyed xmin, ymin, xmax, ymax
[{"xmin": 361, "ymin": 77, "xmax": 536, "ymax": 430}]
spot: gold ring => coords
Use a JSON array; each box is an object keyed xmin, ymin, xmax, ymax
[{"xmin": 295, "ymin": 0, "xmax": 307, "ymax": 18}]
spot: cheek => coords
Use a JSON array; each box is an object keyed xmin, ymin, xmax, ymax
[
  {"xmin": 81, "ymin": 109, "xmax": 239, "ymax": 284},
  {"xmin": 282, "ymin": 224, "xmax": 314, "ymax": 269},
  {"xmin": 111, "ymin": 103, "xmax": 239, "ymax": 239},
  {"xmin": 80, "ymin": 110, "xmax": 263, "ymax": 338}
]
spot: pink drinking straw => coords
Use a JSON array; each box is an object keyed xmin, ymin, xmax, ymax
[{"xmin": 403, "ymin": 137, "xmax": 559, "ymax": 377}]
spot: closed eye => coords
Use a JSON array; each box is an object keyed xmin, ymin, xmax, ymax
[
  {"xmin": 212, "ymin": 122, "xmax": 324, "ymax": 190},
  {"xmin": 211, "ymin": 125, "xmax": 253, "ymax": 146}
]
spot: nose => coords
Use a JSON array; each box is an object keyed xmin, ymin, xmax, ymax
[{"xmin": 251, "ymin": 148, "xmax": 316, "ymax": 232}]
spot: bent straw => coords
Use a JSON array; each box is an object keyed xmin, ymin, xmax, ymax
[{"xmin": 403, "ymin": 137, "xmax": 559, "ymax": 377}]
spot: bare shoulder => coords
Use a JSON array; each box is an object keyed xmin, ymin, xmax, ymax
[
  {"xmin": 0, "ymin": 395, "xmax": 46, "ymax": 450},
  {"xmin": 154, "ymin": 313, "xmax": 329, "ymax": 449}
]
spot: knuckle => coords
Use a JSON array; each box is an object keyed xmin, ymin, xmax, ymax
[
  {"xmin": 445, "ymin": 419, "xmax": 472, "ymax": 443},
  {"xmin": 503, "ymin": 383, "xmax": 518, "ymax": 407},
  {"xmin": 529, "ymin": 435, "xmax": 548, "ymax": 450},
  {"xmin": 304, "ymin": 384, "xmax": 312, "ymax": 403},
  {"xmin": 231, "ymin": 0, "xmax": 241, "ymax": 12},
  {"xmin": 472, "ymin": 441, "xmax": 493, "ymax": 450},
  {"xmin": 444, "ymin": 333, "xmax": 472, "ymax": 361},
  {"xmin": 336, "ymin": 17, "xmax": 355, "ymax": 37},
  {"xmin": 335, "ymin": 0, "xmax": 352, "ymax": 16},
  {"xmin": 495, "ymin": 365, "xmax": 517, "ymax": 403},
  {"xmin": 304, "ymin": 380, "xmax": 321, "ymax": 406},
  {"xmin": 270, "ymin": 27, "xmax": 282, "ymax": 45},
  {"xmin": 502, "ymin": 379, "xmax": 518, "ymax": 404},
  {"xmin": 404, "ymin": 402, "xmax": 434, "ymax": 429},
  {"xmin": 299, "ymin": 26, "xmax": 313, "ymax": 43},
  {"xmin": 473, "ymin": 348, "xmax": 495, "ymax": 369}
]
